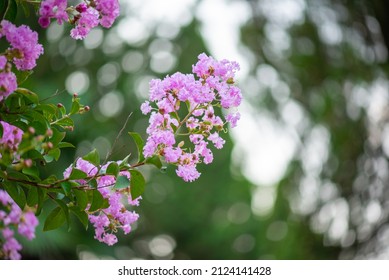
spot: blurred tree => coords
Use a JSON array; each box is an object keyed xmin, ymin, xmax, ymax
[{"xmin": 240, "ymin": 0, "xmax": 389, "ymax": 259}]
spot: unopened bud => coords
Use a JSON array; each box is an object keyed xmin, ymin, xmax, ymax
[
  {"xmin": 28, "ymin": 127, "xmax": 35, "ymax": 135},
  {"xmin": 178, "ymin": 141, "xmax": 185, "ymax": 148},
  {"xmin": 47, "ymin": 142, "xmax": 53, "ymax": 149},
  {"xmin": 46, "ymin": 129, "xmax": 53, "ymax": 137},
  {"xmin": 57, "ymin": 103, "xmax": 64, "ymax": 108},
  {"xmin": 73, "ymin": 93, "xmax": 78, "ymax": 98},
  {"xmin": 23, "ymin": 159, "xmax": 33, "ymax": 168}
]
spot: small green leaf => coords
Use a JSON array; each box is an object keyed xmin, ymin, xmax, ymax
[
  {"xmin": 73, "ymin": 189, "xmax": 88, "ymax": 210},
  {"xmin": 50, "ymin": 128, "xmax": 66, "ymax": 146},
  {"xmin": 129, "ymin": 170, "xmax": 145, "ymax": 199},
  {"xmin": 119, "ymin": 154, "xmax": 131, "ymax": 168},
  {"xmin": 26, "ymin": 187, "xmax": 38, "ymax": 207},
  {"xmin": 60, "ymin": 182, "xmax": 72, "ymax": 196},
  {"xmin": 145, "ymin": 155, "xmax": 163, "ymax": 169},
  {"xmin": 22, "ymin": 166, "xmax": 40, "ymax": 180},
  {"xmin": 43, "ymin": 207, "xmax": 66, "ymax": 231},
  {"xmin": 88, "ymin": 189, "xmax": 105, "ymax": 212},
  {"xmin": 70, "ymin": 206, "xmax": 88, "ymax": 230},
  {"xmin": 69, "ymin": 168, "xmax": 88, "ymax": 180},
  {"xmin": 128, "ymin": 132, "xmax": 145, "ymax": 163},
  {"xmin": 55, "ymin": 117, "xmax": 74, "ymax": 127},
  {"xmin": 54, "ymin": 199, "xmax": 70, "ymax": 231},
  {"xmin": 4, "ymin": 182, "xmax": 26, "ymax": 210},
  {"xmin": 47, "ymin": 148, "xmax": 61, "ymax": 161},
  {"xmin": 58, "ymin": 142, "xmax": 75, "ymax": 149},
  {"xmin": 0, "ymin": 122, "xmax": 3, "ymax": 138},
  {"xmin": 36, "ymin": 188, "xmax": 46, "ymax": 216},
  {"xmin": 82, "ymin": 149, "xmax": 100, "ymax": 166},
  {"xmin": 70, "ymin": 99, "xmax": 80, "ymax": 115},
  {"xmin": 106, "ymin": 162, "xmax": 119, "ymax": 176},
  {"xmin": 114, "ymin": 175, "xmax": 130, "ymax": 190},
  {"xmin": 15, "ymin": 70, "xmax": 34, "ymax": 87}
]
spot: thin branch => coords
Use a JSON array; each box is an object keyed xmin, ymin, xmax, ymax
[{"xmin": 103, "ymin": 112, "xmax": 133, "ymax": 164}]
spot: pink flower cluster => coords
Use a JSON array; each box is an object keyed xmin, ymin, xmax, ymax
[
  {"xmin": 0, "ymin": 190, "xmax": 39, "ymax": 260},
  {"xmin": 64, "ymin": 159, "xmax": 140, "ymax": 245},
  {"xmin": 0, "ymin": 21, "xmax": 43, "ymax": 100},
  {"xmin": 0, "ymin": 121, "xmax": 23, "ymax": 158},
  {"xmin": 141, "ymin": 53, "xmax": 242, "ymax": 182},
  {"xmin": 38, "ymin": 0, "xmax": 120, "ymax": 40},
  {"xmin": 0, "ymin": 20, "xmax": 44, "ymax": 71}
]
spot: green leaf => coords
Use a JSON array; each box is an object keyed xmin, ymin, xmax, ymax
[
  {"xmin": 106, "ymin": 162, "xmax": 119, "ymax": 176},
  {"xmin": 0, "ymin": 122, "xmax": 3, "ymax": 138},
  {"xmin": 50, "ymin": 127, "xmax": 66, "ymax": 146},
  {"xmin": 119, "ymin": 154, "xmax": 131, "ymax": 168},
  {"xmin": 26, "ymin": 187, "xmax": 38, "ymax": 207},
  {"xmin": 58, "ymin": 142, "xmax": 75, "ymax": 149},
  {"xmin": 55, "ymin": 117, "xmax": 74, "ymax": 127},
  {"xmin": 24, "ymin": 149, "xmax": 44, "ymax": 161},
  {"xmin": 70, "ymin": 99, "xmax": 80, "ymax": 115},
  {"xmin": 69, "ymin": 168, "xmax": 88, "ymax": 180},
  {"xmin": 129, "ymin": 170, "xmax": 145, "ymax": 199},
  {"xmin": 43, "ymin": 207, "xmax": 66, "ymax": 231},
  {"xmin": 4, "ymin": 182, "xmax": 26, "ymax": 210},
  {"xmin": 60, "ymin": 182, "xmax": 72, "ymax": 196},
  {"xmin": 73, "ymin": 189, "xmax": 88, "ymax": 210},
  {"xmin": 3, "ymin": 0, "xmax": 17, "ymax": 21},
  {"xmin": 47, "ymin": 148, "xmax": 61, "ymax": 161},
  {"xmin": 114, "ymin": 175, "xmax": 130, "ymax": 190},
  {"xmin": 22, "ymin": 166, "xmax": 40, "ymax": 180},
  {"xmin": 88, "ymin": 190, "xmax": 105, "ymax": 212},
  {"xmin": 145, "ymin": 155, "xmax": 163, "ymax": 169},
  {"xmin": 128, "ymin": 132, "xmax": 145, "ymax": 163},
  {"xmin": 36, "ymin": 188, "xmax": 46, "ymax": 216},
  {"xmin": 82, "ymin": 149, "xmax": 100, "ymax": 166},
  {"xmin": 70, "ymin": 206, "xmax": 88, "ymax": 230},
  {"xmin": 15, "ymin": 70, "xmax": 34, "ymax": 87},
  {"xmin": 54, "ymin": 199, "xmax": 70, "ymax": 231}
]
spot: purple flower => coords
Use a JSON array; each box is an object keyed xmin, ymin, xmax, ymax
[
  {"xmin": 0, "ymin": 20, "xmax": 44, "ymax": 71},
  {"xmin": 0, "ymin": 121, "xmax": 23, "ymax": 151},
  {"xmin": 226, "ymin": 112, "xmax": 241, "ymax": 128},
  {"xmin": 38, "ymin": 0, "xmax": 68, "ymax": 28},
  {"xmin": 0, "ymin": 55, "xmax": 7, "ymax": 69},
  {"xmin": 18, "ymin": 212, "xmax": 39, "ymax": 240},
  {"xmin": 95, "ymin": 0, "xmax": 120, "ymax": 28},
  {"xmin": 0, "ymin": 190, "xmax": 38, "ymax": 259},
  {"xmin": 176, "ymin": 164, "xmax": 201, "ymax": 182},
  {"xmin": 0, "ymin": 72, "xmax": 17, "ymax": 101},
  {"xmin": 141, "ymin": 101, "xmax": 152, "ymax": 114},
  {"xmin": 141, "ymin": 53, "xmax": 242, "ymax": 182},
  {"xmin": 70, "ymin": 8, "xmax": 99, "ymax": 40}
]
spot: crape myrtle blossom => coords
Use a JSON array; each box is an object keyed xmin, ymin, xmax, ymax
[
  {"xmin": 141, "ymin": 53, "xmax": 242, "ymax": 182},
  {"xmin": 63, "ymin": 159, "xmax": 140, "ymax": 245},
  {"xmin": 0, "ymin": 190, "xmax": 39, "ymax": 260},
  {"xmin": 38, "ymin": 0, "xmax": 120, "ymax": 40},
  {"xmin": 0, "ymin": 20, "xmax": 44, "ymax": 71},
  {"xmin": 0, "ymin": 121, "xmax": 23, "ymax": 159}
]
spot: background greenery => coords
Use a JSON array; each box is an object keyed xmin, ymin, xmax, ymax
[{"xmin": 13, "ymin": 0, "xmax": 389, "ymax": 259}]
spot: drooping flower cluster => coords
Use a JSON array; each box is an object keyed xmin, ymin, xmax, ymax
[
  {"xmin": 0, "ymin": 121, "xmax": 23, "ymax": 159},
  {"xmin": 63, "ymin": 159, "xmax": 140, "ymax": 245},
  {"xmin": 38, "ymin": 0, "xmax": 120, "ymax": 40},
  {"xmin": 0, "ymin": 20, "xmax": 44, "ymax": 71},
  {"xmin": 141, "ymin": 53, "xmax": 242, "ymax": 182},
  {"xmin": 0, "ymin": 190, "xmax": 39, "ymax": 260},
  {"xmin": 0, "ymin": 21, "xmax": 43, "ymax": 100}
]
